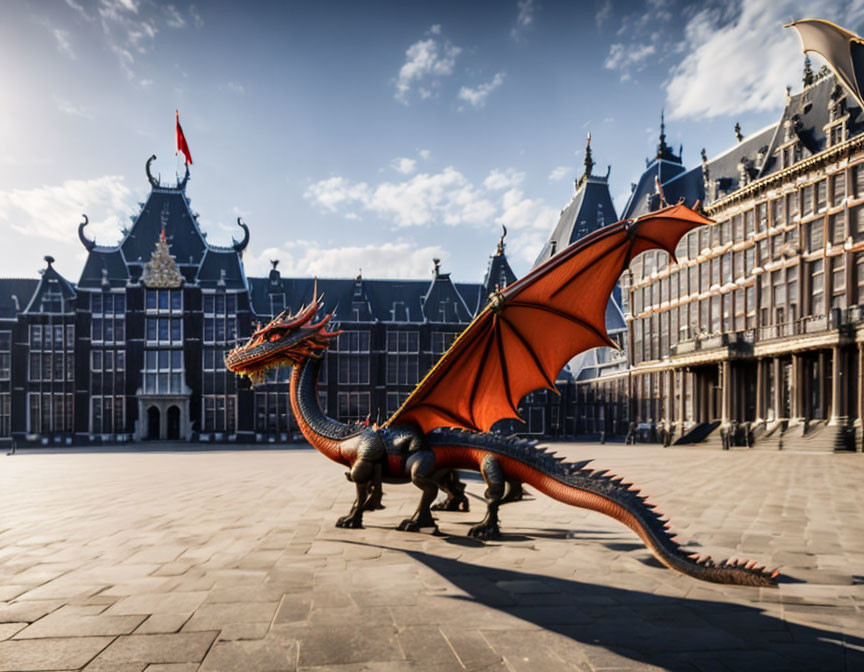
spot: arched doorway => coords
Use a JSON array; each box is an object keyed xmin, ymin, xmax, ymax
[
  {"xmin": 166, "ymin": 406, "xmax": 181, "ymax": 440},
  {"xmin": 147, "ymin": 406, "xmax": 160, "ymax": 440}
]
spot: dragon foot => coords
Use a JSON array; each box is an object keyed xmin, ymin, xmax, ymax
[
  {"xmin": 431, "ymin": 494, "xmax": 470, "ymax": 512},
  {"xmin": 468, "ymin": 521, "xmax": 501, "ymax": 540},
  {"xmin": 335, "ymin": 514, "xmax": 364, "ymax": 529},
  {"xmin": 397, "ymin": 517, "xmax": 438, "ymax": 533}
]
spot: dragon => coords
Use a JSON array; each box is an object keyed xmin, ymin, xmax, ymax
[{"xmin": 225, "ymin": 203, "xmax": 779, "ymax": 587}]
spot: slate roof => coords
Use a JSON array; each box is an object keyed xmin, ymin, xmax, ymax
[
  {"xmin": 534, "ymin": 175, "xmax": 619, "ymax": 266},
  {"xmin": 24, "ymin": 261, "xmax": 76, "ymax": 314},
  {"xmin": 624, "ymin": 72, "xmax": 863, "ymax": 218},
  {"xmin": 0, "ymin": 279, "xmax": 39, "ymax": 319}
]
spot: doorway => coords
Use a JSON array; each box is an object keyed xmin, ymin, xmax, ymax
[
  {"xmin": 166, "ymin": 406, "xmax": 181, "ymax": 440},
  {"xmin": 146, "ymin": 406, "xmax": 160, "ymax": 440}
]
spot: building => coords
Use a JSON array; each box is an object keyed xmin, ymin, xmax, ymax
[
  {"xmin": 0, "ymin": 159, "xmax": 532, "ymax": 446},
  {"xmin": 577, "ymin": 63, "xmax": 864, "ymax": 450}
]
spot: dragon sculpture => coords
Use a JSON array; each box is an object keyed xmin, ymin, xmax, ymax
[{"xmin": 225, "ymin": 203, "xmax": 779, "ymax": 587}]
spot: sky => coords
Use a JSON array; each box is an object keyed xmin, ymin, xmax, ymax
[{"xmin": 0, "ymin": 0, "xmax": 862, "ymax": 285}]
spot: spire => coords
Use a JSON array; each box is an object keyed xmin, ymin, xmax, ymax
[
  {"xmin": 577, "ymin": 132, "xmax": 598, "ymax": 189},
  {"xmin": 803, "ymin": 54, "xmax": 815, "ymax": 87},
  {"xmin": 654, "ymin": 110, "xmax": 680, "ymax": 162}
]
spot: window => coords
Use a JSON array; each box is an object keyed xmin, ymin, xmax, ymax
[
  {"xmin": 146, "ymin": 318, "xmax": 183, "ymax": 344},
  {"xmin": 146, "ymin": 289, "xmax": 182, "ymax": 313},
  {"xmin": 771, "ymin": 198, "xmax": 785, "ymax": 227},
  {"xmin": 432, "ymin": 331, "xmax": 458, "ymax": 355},
  {"xmin": 143, "ymin": 349, "xmax": 185, "ymax": 394},
  {"xmin": 337, "ymin": 392, "xmax": 370, "ymax": 422},
  {"xmin": 722, "ymin": 254, "xmax": 732, "ymax": 284},
  {"xmin": 857, "ymin": 253, "xmax": 864, "ymax": 304},
  {"xmin": 831, "ymin": 255, "xmax": 846, "ymax": 310},
  {"xmin": 853, "ymin": 206, "xmax": 864, "ymax": 241},
  {"xmin": 832, "ymin": 173, "xmax": 846, "ymax": 207},
  {"xmin": 91, "ymin": 395, "xmax": 123, "ymax": 434},
  {"xmin": 830, "ymin": 213, "xmax": 845, "ymax": 244},
  {"xmin": 755, "ymin": 204, "xmax": 766, "ymax": 233},
  {"xmin": 810, "ymin": 259, "xmax": 825, "ymax": 315},
  {"xmin": 856, "ymin": 164, "xmax": 864, "ymax": 198},
  {"xmin": 0, "ymin": 394, "xmax": 9, "ymax": 437},
  {"xmin": 30, "ymin": 324, "xmax": 42, "ymax": 349},
  {"xmin": 808, "ymin": 221, "xmax": 824, "ymax": 252},
  {"xmin": 815, "ymin": 180, "xmax": 827, "ymax": 213},
  {"xmin": 802, "ymin": 186, "xmax": 813, "ymax": 215},
  {"xmin": 0, "ymin": 331, "xmax": 10, "ymax": 381},
  {"xmin": 787, "ymin": 266, "xmax": 799, "ymax": 319},
  {"xmin": 203, "ymin": 395, "xmax": 236, "ymax": 433}
]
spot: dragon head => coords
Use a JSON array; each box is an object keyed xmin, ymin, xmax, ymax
[{"xmin": 224, "ymin": 297, "xmax": 340, "ymax": 386}]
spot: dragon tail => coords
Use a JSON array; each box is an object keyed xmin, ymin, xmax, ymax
[{"xmin": 429, "ymin": 429, "xmax": 779, "ymax": 588}]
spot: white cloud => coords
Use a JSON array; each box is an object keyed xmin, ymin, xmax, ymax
[
  {"xmin": 604, "ymin": 43, "xmax": 656, "ymax": 81},
  {"xmin": 548, "ymin": 165, "xmax": 572, "ymax": 182},
  {"xmin": 164, "ymin": 4, "xmax": 185, "ymax": 28},
  {"xmin": 0, "ymin": 176, "xmax": 137, "ymax": 245},
  {"xmin": 483, "ymin": 168, "xmax": 524, "ymax": 191},
  {"xmin": 419, "ymin": 149, "xmax": 431, "ymax": 160},
  {"xmin": 52, "ymin": 28, "xmax": 76, "ymax": 59},
  {"xmin": 305, "ymin": 164, "xmax": 557, "ymax": 266},
  {"xmin": 595, "ymin": 0, "xmax": 613, "ymax": 28},
  {"xmin": 665, "ymin": 1, "xmax": 864, "ymax": 119},
  {"xmin": 391, "ymin": 157, "xmax": 417, "ymax": 175},
  {"xmin": 189, "ymin": 5, "xmax": 204, "ymax": 28},
  {"xmin": 55, "ymin": 96, "xmax": 94, "ymax": 119},
  {"xmin": 394, "ymin": 26, "xmax": 462, "ymax": 104},
  {"xmin": 511, "ymin": 0, "xmax": 536, "ymax": 41},
  {"xmin": 221, "ymin": 81, "xmax": 245, "ymax": 95},
  {"xmin": 457, "ymin": 72, "xmax": 505, "ymax": 108},
  {"xmin": 246, "ymin": 240, "xmax": 448, "ymax": 279}
]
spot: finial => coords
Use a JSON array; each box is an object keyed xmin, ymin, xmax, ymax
[
  {"xmin": 583, "ymin": 132, "xmax": 594, "ymax": 177},
  {"xmin": 313, "ymin": 277, "xmax": 319, "ymax": 303},
  {"xmin": 78, "ymin": 214, "xmax": 95, "ymax": 251},
  {"xmin": 270, "ymin": 259, "xmax": 279, "ymax": 270},
  {"xmin": 160, "ymin": 224, "xmax": 167, "ymax": 242},
  {"xmin": 496, "ymin": 225, "xmax": 507, "ymax": 256},
  {"xmin": 146, "ymin": 154, "xmax": 159, "ymax": 188},
  {"xmin": 734, "ymin": 122, "xmax": 743, "ymax": 142},
  {"xmin": 701, "ymin": 147, "xmax": 707, "ymax": 163},
  {"xmin": 656, "ymin": 109, "xmax": 671, "ymax": 159},
  {"xmin": 232, "ymin": 217, "xmax": 250, "ymax": 252},
  {"xmin": 432, "ymin": 257, "xmax": 441, "ymax": 278},
  {"xmin": 803, "ymin": 54, "xmax": 814, "ymax": 87},
  {"xmin": 44, "ymin": 255, "xmax": 55, "ymax": 267}
]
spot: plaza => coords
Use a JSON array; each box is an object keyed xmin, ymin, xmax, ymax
[{"xmin": 0, "ymin": 443, "xmax": 862, "ymax": 671}]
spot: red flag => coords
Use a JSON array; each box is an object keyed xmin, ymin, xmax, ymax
[{"xmin": 175, "ymin": 110, "xmax": 193, "ymax": 165}]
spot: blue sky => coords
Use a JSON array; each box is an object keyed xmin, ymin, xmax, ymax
[{"xmin": 0, "ymin": 0, "xmax": 861, "ymax": 284}]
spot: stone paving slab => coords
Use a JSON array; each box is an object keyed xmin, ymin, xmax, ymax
[{"xmin": 0, "ymin": 444, "xmax": 862, "ymax": 671}]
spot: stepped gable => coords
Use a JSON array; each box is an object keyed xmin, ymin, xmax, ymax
[
  {"xmin": 0, "ymin": 279, "xmax": 39, "ymax": 319},
  {"xmin": 535, "ymin": 134, "xmax": 619, "ymax": 266},
  {"xmin": 24, "ymin": 257, "xmax": 76, "ymax": 313}
]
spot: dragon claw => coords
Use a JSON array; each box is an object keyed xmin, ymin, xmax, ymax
[
  {"xmin": 397, "ymin": 518, "xmax": 438, "ymax": 533},
  {"xmin": 468, "ymin": 522, "xmax": 502, "ymax": 540},
  {"xmin": 335, "ymin": 515, "xmax": 363, "ymax": 529}
]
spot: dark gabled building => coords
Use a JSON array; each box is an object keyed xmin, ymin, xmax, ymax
[{"xmin": 0, "ymin": 160, "xmax": 530, "ymax": 446}]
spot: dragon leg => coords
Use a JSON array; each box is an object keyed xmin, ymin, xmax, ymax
[
  {"xmin": 335, "ymin": 459, "xmax": 376, "ymax": 529},
  {"xmin": 501, "ymin": 480, "xmax": 527, "ymax": 504},
  {"xmin": 397, "ymin": 450, "xmax": 439, "ymax": 532},
  {"xmin": 432, "ymin": 470, "xmax": 470, "ymax": 512},
  {"xmin": 362, "ymin": 463, "xmax": 385, "ymax": 511},
  {"xmin": 468, "ymin": 455, "xmax": 505, "ymax": 540}
]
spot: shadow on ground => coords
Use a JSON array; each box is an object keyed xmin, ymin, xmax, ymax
[{"xmin": 346, "ymin": 540, "xmax": 863, "ymax": 672}]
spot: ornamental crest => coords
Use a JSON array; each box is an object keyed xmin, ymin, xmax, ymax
[{"xmin": 141, "ymin": 230, "xmax": 183, "ymax": 288}]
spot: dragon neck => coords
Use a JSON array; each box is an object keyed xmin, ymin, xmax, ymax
[{"xmin": 289, "ymin": 356, "xmax": 355, "ymax": 465}]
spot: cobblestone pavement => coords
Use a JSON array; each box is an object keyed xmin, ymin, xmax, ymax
[{"xmin": 0, "ymin": 443, "xmax": 862, "ymax": 672}]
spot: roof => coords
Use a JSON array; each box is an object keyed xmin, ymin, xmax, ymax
[
  {"xmin": 0, "ymin": 279, "xmax": 39, "ymax": 319},
  {"xmin": 625, "ymin": 72, "xmax": 864, "ymax": 218},
  {"xmin": 534, "ymin": 175, "xmax": 619, "ymax": 266},
  {"xmin": 24, "ymin": 261, "xmax": 76, "ymax": 314}
]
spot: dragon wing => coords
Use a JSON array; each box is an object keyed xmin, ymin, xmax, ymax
[{"xmin": 385, "ymin": 203, "xmax": 712, "ymax": 434}]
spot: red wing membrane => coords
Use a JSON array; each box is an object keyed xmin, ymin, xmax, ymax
[{"xmin": 386, "ymin": 203, "xmax": 713, "ymax": 434}]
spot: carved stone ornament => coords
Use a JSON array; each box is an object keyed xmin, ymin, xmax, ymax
[{"xmin": 141, "ymin": 230, "xmax": 183, "ymax": 288}]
